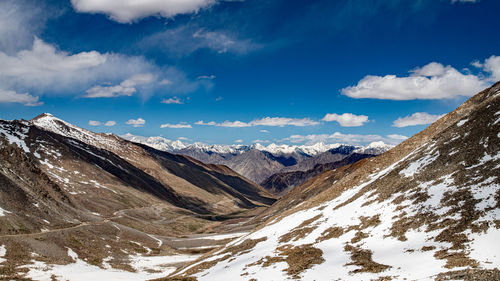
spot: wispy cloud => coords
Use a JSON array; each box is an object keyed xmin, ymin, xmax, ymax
[
  {"xmin": 161, "ymin": 96, "xmax": 183, "ymax": 104},
  {"xmin": 84, "ymin": 73, "xmax": 156, "ymax": 98},
  {"xmin": 392, "ymin": 112, "xmax": 445, "ymax": 128},
  {"xmin": 451, "ymin": 0, "xmax": 479, "ymax": 3},
  {"xmin": 234, "ymin": 139, "xmax": 244, "ymax": 143},
  {"xmin": 104, "ymin": 120, "xmax": 116, "ymax": 126},
  {"xmin": 88, "ymin": 120, "xmax": 101, "ymax": 126},
  {"xmin": 322, "ymin": 113, "xmax": 369, "ymax": 127},
  {"xmin": 195, "ymin": 117, "xmax": 320, "ymax": 127},
  {"xmin": 197, "ymin": 75, "xmax": 216, "ymax": 80},
  {"xmin": 126, "ymin": 118, "xmax": 145, "ymax": 127},
  {"xmin": 253, "ymin": 139, "xmax": 270, "ymax": 143},
  {"xmin": 160, "ymin": 123, "xmax": 192, "ymax": 128},
  {"xmin": 141, "ymin": 25, "xmax": 261, "ymax": 57}
]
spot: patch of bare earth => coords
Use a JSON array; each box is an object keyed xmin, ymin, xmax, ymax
[
  {"xmin": 435, "ymin": 268, "xmax": 500, "ymax": 281},
  {"xmin": 278, "ymin": 214, "xmax": 322, "ymax": 243},
  {"xmin": 344, "ymin": 244, "xmax": 391, "ymax": 273}
]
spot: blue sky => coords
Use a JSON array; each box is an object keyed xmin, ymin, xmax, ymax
[{"xmin": 0, "ymin": 0, "xmax": 499, "ymax": 145}]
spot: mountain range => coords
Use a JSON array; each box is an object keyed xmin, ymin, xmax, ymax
[
  {"xmin": 123, "ymin": 135, "xmax": 393, "ymax": 186},
  {"xmin": 164, "ymin": 82, "xmax": 500, "ymax": 280}
]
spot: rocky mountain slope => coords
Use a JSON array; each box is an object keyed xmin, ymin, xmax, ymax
[
  {"xmin": 0, "ymin": 114, "xmax": 275, "ymax": 279},
  {"xmin": 126, "ymin": 135, "xmax": 392, "ymax": 184},
  {"xmin": 166, "ymin": 82, "xmax": 500, "ymax": 280},
  {"xmin": 261, "ymin": 153, "xmax": 375, "ymax": 195}
]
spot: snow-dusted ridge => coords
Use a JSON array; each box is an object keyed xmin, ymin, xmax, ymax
[{"xmin": 121, "ymin": 132, "xmax": 394, "ymax": 157}]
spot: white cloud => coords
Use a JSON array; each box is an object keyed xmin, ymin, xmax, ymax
[
  {"xmin": 215, "ymin": 96, "xmax": 223, "ymax": 101},
  {"xmin": 322, "ymin": 113, "xmax": 369, "ymax": 127},
  {"xmin": 196, "ymin": 120, "xmax": 250, "ymax": 127},
  {"xmin": 392, "ymin": 112, "xmax": 445, "ymax": 127},
  {"xmin": 0, "ymin": 38, "xmax": 204, "ymax": 98},
  {"xmin": 234, "ymin": 139, "xmax": 244, "ymax": 143},
  {"xmin": 161, "ymin": 96, "xmax": 183, "ymax": 104},
  {"xmin": 473, "ymin": 55, "xmax": 500, "ymax": 82},
  {"xmin": 0, "ymin": 89, "xmax": 42, "ymax": 106},
  {"xmin": 0, "ymin": 38, "xmax": 160, "ymax": 95},
  {"xmin": 88, "ymin": 120, "xmax": 116, "ymax": 126},
  {"xmin": 283, "ymin": 132, "xmax": 404, "ymax": 146},
  {"xmin": 195, "ymin": 117, "xmax": 320, "ymax": 128},
  {"xmin": 70, "ymin": 0, "xmax": 215, "ymax": 23},
  {"xmin": 251, "ymin": 117, "xmax": 320, "ymax": 127},
  {"xmin": 84, "ymin": 73, "xmax": 155, "ymax": 98},
  {"xmin": 387, "ymin": 134, "xmax": 408, "ymax": 140},
  {"xmin": 341, "ymin": 62, "xmax": 490, "ymax": 100},
  {"xmin": 126, "ymin": 118, "xmax": 145, "ymax": 127},
  {"xmin": 260, "ymin": 129, "xmax": 270, "ymax": 133},
  {"xmin": 104, "ymin": 120, "xmax": 116, "ymax": 126},
  {"xmin": 160, "ymin": 123, "xmax": 192, "ymax": 128}
]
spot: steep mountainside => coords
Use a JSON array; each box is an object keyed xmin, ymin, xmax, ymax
[
  {"xmin": 0, "ymin": 115, "xmax": 275, "ymax": 279},
  {"xmin": 167, "ymin": 83, "xmax": 500, "ymax": 280},
  {"xmin": 261, "ymin": 153, "xmax": 375, "ymax": 195}
]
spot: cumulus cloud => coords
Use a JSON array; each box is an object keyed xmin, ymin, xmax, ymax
[
  {"xmin": 160, "ymin": 123, "xmax": 192, "ymax": 128},
  {"xmin": 70, "ymin": 0, "xmax": 215, "ymax": 23},
  {"xmin": 0, "ymin": 38, "xmax": 161, "ymax": 95},
  {"xmin": 472, "ymin": 55, "xmax": 500, "ymax": 82},
  {"xmin": 161, "ymin": 96, "xmax": 183, "ymax": 104},
  {"xmin": 0, "ymin": 37, "xmax": 206, "ymax": 99},
  {"xmin": 84, "ymin": 73, "xmax": 155, "ymax": 98},
  {"xmin": 392, "ymin": 112, "xmax": 445, "ymax": 127},
  {"xmin": 88, "ymin": 120, "xmax": 116, "ymax": 126},
  {"xmin": 126, "ymin": 118, "xmax": 145, "ymax": 127},
  {"xmin": 322, "ymin": 113, "xmax": 369, "ymax": 127},
  {"xmin": 195, "ymin": 120, "xmax": 249, "ymax": 127},
  {"xmin": 341, "ymin": 62, "xmax": 490, "ymax": 100},
  {"xmin": 283, "ymin": 132, "xmax": 405, "ymax": 146},
  {"xmin": 387, "ymin": 134, "xmax": 409, "ymax": 140},
  {"xmin": 195, "ymin": 117, "xmax": 320, "ymax": 127},
  {"xmin": 0, "ymin": 89, "xmax": 43, "ymax": 106}
]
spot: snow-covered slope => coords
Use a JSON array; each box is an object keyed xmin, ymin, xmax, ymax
[{"xmin": 167, "ymin": 83, "xmax": 500, "ymax": 280}]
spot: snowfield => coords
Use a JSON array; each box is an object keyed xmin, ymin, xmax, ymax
[{"xmin": 23, "ymin": 249, "xmax": 201, "ymax": 281}]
